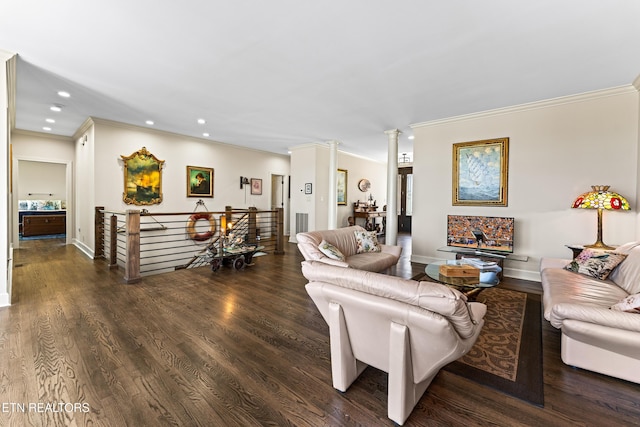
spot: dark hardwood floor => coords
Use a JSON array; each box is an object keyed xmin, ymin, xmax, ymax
[{"xmin": 3, "ymin": 234, "xmax": 640, "ymax": 426}]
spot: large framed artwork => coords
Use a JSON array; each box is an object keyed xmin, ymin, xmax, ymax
[
  {"xmin": 187, "ymin": 166, "xmax": 214, "ymax": 197},
  {"xmin": 121, "ymin": 147, "xmax": 164, "ymax": 205},
  {"xmin": 337, "ymin": 169, "xmax": 347, "ymax": 205},
  {"xmin": 453, "ymin": 137, "xmax": 509, "ymax": 206}
]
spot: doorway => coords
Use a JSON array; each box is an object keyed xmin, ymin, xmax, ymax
[
  {"xmin": 13, "ymin": 158, "xmax": 72, "ymax": 248},
  {"xmin": 398, "ymin": 167, "xmax": 413, "ymax": 233},
  {"xmin": 270, "ymin": 173, "xmax": 289, "ymax": 236}
]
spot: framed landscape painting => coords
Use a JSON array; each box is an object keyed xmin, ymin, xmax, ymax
[
  {"xmin": 187, "ymin": 166, "xmax": 214, "ymax": 197},
  {"xmin": 121, "ymin": 147, "xmax": 164, "ymax": 205},
  {"xmin": 453, "ymin": 137, "xmax": 509, "ymax": 206}
]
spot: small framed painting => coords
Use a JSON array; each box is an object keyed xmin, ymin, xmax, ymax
[
  {"xmin": 251, "ymin": 178, "xmax": 262, "ymax": 195},
  {"xmin": 337, "ymin": 169, "xmax": 347, "ymax": 205},
  {"xmin": 453, "ymin": 138, "xmax": 509, "ymax": 206},
  {"xmin": 187, "ymin": 166, "xmax": 214, "ymax": 198}
]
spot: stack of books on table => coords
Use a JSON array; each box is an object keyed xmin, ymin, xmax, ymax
[{"xmin": 459, "ymin": 257, "xmax": 501, "ymax": 272}]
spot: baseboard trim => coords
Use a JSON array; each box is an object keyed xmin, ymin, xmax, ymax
[
  {"xmin": 0, "ymin": 292, "xmax": 10, "ymax": 307},
  {"xmin": 73, "ymin": 239, "xmax": 95, "ymax": 259}
]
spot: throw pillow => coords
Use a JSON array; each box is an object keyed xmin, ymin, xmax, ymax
[
  {"xmin": 611, "ymin": 293, "xmax": 640, "ymax": 313},
  {"xmin": 354, "ymin": 230, "xmax": 381, "ymax": 253},
  {"xmin": 564, "ymin": 249, "xmax": 627, "ymax": 280},
  {"xmin": 318, "ymin": 240, "xmax": 346, "ymax": 261}
]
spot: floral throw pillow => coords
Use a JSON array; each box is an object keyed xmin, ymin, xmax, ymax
[
  {"xmin": 354, "ymin": 230, "xmax": 381, "ymax": 254},
  {"xmin": 564, "ymin": 249, "xmax": 627, "ymax": 280},
  {"xmin": 611, "ymin": 293, "xmax": 640, "ymax": 313},
  {"xmin": 318, "ymin": 240, "xmax": 346, "ymax": 261}
]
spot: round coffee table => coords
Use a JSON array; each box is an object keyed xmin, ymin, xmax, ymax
[{"xmin": 425, "ymin": 260, "xmax": 500, "ymax": 299}]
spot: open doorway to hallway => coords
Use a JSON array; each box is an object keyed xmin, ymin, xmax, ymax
[
  {"xmin": 14, "ymin": 159, "xmax": 71, "ymax": 246},
  {"xmin": 271, "ymin": 174, "xmax": 290, "ymax": 237}
]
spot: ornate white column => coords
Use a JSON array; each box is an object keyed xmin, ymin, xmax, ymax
[
  {"xmin": 327, "ymin": 140, "xmax": 339, "ymax": 229},
  {"xmin": 384, "ymin": 129, "xmax": 401, "ymax": 245}
]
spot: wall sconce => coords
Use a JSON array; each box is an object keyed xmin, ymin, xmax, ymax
[{"xmin": 240, "ymin": 176, "xmax": 250, "ymax": 189}]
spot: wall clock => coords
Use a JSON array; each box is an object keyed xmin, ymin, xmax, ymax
[{"xmin": 358, "ymin": 179, "xmax": 371, "ymax": 192}]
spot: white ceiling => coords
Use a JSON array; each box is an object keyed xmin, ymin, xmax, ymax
[{"xmin": 2, "ymin": 1, "xmax": 640, "ymax": 162}]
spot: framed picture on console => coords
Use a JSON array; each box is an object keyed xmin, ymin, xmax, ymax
[{"xmin": 453, "ymin": 137, "xmax": 509, "ymax": 206}]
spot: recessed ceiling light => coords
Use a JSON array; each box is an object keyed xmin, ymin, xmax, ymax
[
  {"xmin": 57, "ymin": 91, "xmax": 70, "ymax": 98},
  {"xmin": 408, "ymin": 135, "xmax": 415, "ymax": 140},
  {"xmin": 45, "ymin": 118, "xmax": 55, "ymax": 123},
  {"xmin": 50, "ymin": 105, "xmax": 62, "ymax": 112},
  {"xmin": 43, "ymin": 127, "xmax": 52, "ymax": 131},
  {"xmin": 197, "ymin": 118, "xmax": 206, "ymax": 125},
  {"xmin": 202, "ymin": 132, "xmax": 210, "ymax": 137},
  {"xmin": 145, "ymin": 120, "xmax": 154, "ymax": 125}
]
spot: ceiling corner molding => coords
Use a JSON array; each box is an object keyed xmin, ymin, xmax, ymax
[
  {"xmin": 410, "ymin": 85, "xmax": 637, "ymax": 129},
  {"xmin": 633, "ymin": 74, "xmax": 640, "ymax": 92},
  {"xmin": 73, "ymin": 117, "xmax": 95, "ymax": 140},
  {"xmin": 6, "ymin": 54, "xmax": 16, "ymax": 132},
  {"xmin": 13, "ymin": 128, "xmax": 74, "ymax": 142}
]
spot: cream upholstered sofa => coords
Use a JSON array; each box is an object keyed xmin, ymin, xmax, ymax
[
  {"xmin": 296, "ymin": 225, "xmax": 402, "ymax": 272},
  {"xmin": 301, "ymin": 260, "xmax": 486, "ymax": 425},
  {"xmin": 540, "ymin": 241, "xmax": 640, "ymax": 383}
]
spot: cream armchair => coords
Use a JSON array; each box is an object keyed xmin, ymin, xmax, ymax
[{"xmin": 301, "ymin": 261, "xmax": 486, "ymax": 425}]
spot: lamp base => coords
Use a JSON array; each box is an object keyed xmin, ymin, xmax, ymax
[{"xmin": 584, "ymin": 242, "xmax": 615, "ymax": 251}]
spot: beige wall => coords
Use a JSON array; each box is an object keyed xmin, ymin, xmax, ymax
[
  {"xmin": 289, "ymin": 143, "xmax": 387, "ymax": 238},
  {"xmin": 17, "ymin": 161, "xmax": 66, "ymax": 201},
  {"xmin": 77, "ymin": 119, "xmax": 291, "ymax": 256},
  {"xmin": 411, "ymin": 86, "xmax": 640, "ymax": 281}
]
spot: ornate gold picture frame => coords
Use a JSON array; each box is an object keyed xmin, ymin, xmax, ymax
[
  {"xmin": 121, "ymin": 147, "xmax": 164, "ymax": 205},
  {"xmin": 187, "ymin": 166, "xmax": 214, "ymax": 197},
  {"xmin": 453, "ymin": 137, "xmax": 509, "ymax": 206}
]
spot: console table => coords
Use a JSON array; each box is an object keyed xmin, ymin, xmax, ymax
[
  {"xmin": 22, "ymin": 213, "xmax": 66, "ymax": 237},
  {"xmin": 349, "ymin": 202, "xmax": 386, "ymax": 234}
]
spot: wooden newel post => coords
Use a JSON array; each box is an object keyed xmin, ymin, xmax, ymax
[
  {"xmin": 108, "ymin": 214, "xmax": 118, "ymax": 269},
  {"xmin": 248, "ymin": 207, "xmax": 257, "ymax": 243},
  {"xmin": 275, "ymin": 207, "xmax": 284, "ymax": 255},
  {"xmin": 94, "ymin": 206, "xmax": 105, "ymax": 259},
  {"xmin": 124, "ymin": 209, "xmax": 141, "ymax": 284}
]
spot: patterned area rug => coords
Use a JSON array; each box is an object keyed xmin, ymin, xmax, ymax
[{"xmin": 444, "ymin": 287, "xmax": 544, "ymax": 406}]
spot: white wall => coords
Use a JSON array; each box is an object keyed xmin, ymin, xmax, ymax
[
  {"xmin": 289, "ymin": 143, "xmax": 387, "ymax": 238},
  {"xmin": 337, "ymin": 151, "xmax": 387, "ymax": 228},
  {"xmin": 80, "ymin": 119, "xmax": 290, "ymax": 255},
  {"xmin": 17, "ymin": 161, "xmax": 66, "ymax": 200},
  {"xmin": 411, "ymin": 86, "xmax": 640, "ymax": 281},
  {"xmin": 290, "ymin": 145, "xmax": 320, "ymax": 235}
]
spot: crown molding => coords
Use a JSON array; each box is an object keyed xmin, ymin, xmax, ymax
[
  {"xmin": 73, "ymin": 117, "xmax": 95, "ymax": 140},
  {"xmin": 633, "ymin": 74, "xmax": 640, "ymax": 92},
  {"xmin": 411, "ymin": 85, "xmax": 637, "ymax": 129},
  {"xmin": 288, "ymin": 142, "xmax": 385, "ymax": 164},
  {"xmin": 12, "ymin": 128, "xmax": 74, "ymax": 142},
  {"xmin": 6, "ymin": 54, "xmax": 16, "ymax": 132},
  {"xmin": 87, "ymin": 117, "xmax": 289, "ymax": 158}
]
